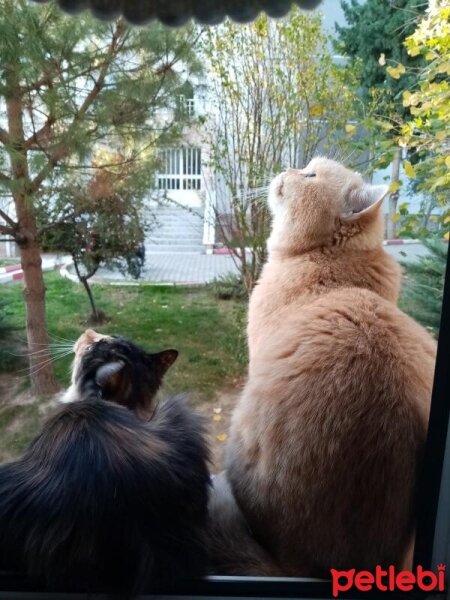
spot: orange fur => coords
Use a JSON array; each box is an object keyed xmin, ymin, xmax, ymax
[{"xmin": 226, "ymin": 158, "xmax": 436, "ymax": 575}]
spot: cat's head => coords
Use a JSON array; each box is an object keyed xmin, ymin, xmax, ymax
[
  {"xmin": 61, "ymin": 329, "xmax": 178, "ymax": 416},
  {"xmin": 267, "ymin": 157, "xmax": 389, "ymax": 255}
]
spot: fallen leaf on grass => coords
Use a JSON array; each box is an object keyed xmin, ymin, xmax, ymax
[{"xmin": 217, "ymin": 433, "xmax": 228, "ymax": 442}]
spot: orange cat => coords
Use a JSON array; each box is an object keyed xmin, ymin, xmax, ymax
[{"xmin": 225, "ymin": 158, "xmax": 436, "ymax": 576}]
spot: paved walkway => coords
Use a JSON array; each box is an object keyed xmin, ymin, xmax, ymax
[
  {"xmin": 2, "ymin": 241, "xmax": 438, "ymax": 286},
  {"xmin": 90, "ymin": 241, "xmax": 433, "ymax": 285},
  {"xmin": 81, "ymin": 253, "xmax": 239, "ymax": 285},
  {"xmin": 1, "ymin": 252, "xmax": 239, "ymax": 285},
  {"xmin": 0, "ymin": 254, "xmax": 71, "ymax": 284}
]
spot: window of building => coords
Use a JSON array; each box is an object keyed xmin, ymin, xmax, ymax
[
  {"xmin": 178, "ymin": 94, "xmax": 195, "ymax": 117},
  {"xmin": 157, "ymin": 147, "xmax": 201, "ymax": 191}
]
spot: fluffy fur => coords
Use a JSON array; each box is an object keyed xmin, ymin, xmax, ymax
[
  {"xmin": 60, "ymin": 328, "xmax": 178, "ymax": 418},
  {"xmin": 207, "ymin": 472, "xmax": 283, "ymax": 576},
  {"xmin": 224, "ymin": 158, "xmax": 436, "ymax": 575},
  {"xmin": 0, "ymin": 331, "xmax": 210, "ymax": 595}
]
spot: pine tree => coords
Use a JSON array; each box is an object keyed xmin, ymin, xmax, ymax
[
  {"xmin": 336, "ymin": 0, "xmax": 424, "ymax": 108},
  {"xmin": 400, "ymin": 240, "xmax": 447, "ymax": 336},
  {"xmin": 0, "ymin": 0, "xmax": 201, "ymax": 394},
  {"xmin": 336, "ymin": 0, "xmax": 426, "ymax": 239}
]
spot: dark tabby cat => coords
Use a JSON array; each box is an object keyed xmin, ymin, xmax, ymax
[{"xmin": 0, "ymin": 329, "xmax": 210, "ymax": 596}]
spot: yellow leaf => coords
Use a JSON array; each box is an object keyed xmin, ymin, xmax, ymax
[
  {"xmin": 217, "ymin": 433, "xmax": 228, "ymax": 442},
  {"xmin": 445, "ymin": 156, "xmax": 450, "ymax": 168},
  {"xmin": 345, "ymin": 123, "xmax": 356, "ymax": 134},
  {"xmin": 310, "ymin": 104, "xmax": 324, "ymax": 117},
  {"xmin": 444, "ymin": 232, "xmax": 450, "ymax": 241},
  {"xmin": 391, "ymin": 213, "xmax": 401, "ymax": 223},
  {"xmin": 389, "ymin": 181, "xmax": 401, "ymax": 193},
  {"xmin": 444, "ymin": 216, "xmax": 450, "ymax": 225},
  {"xmin": 438, "ymin": 61, "xmax": 450, "ymax": 75},
  {"xmin": 436, "ymin": 131, "xmax": 447, "ymax": 141},
  {"xmin": 408, "ymin": 45, "xmax": 421, "ymax": 57},
  {"xmin": 378, "ymin": 53, "xmax": 386, "ymax": 66},
  {"xmin": 213, "ymin": 415, "xmax": 222, "ymax": 422},
  {"xmin": 403, "ymin": 91, "xmax": 412, "ymax": 107},
  {"xmin": 387, "ymin": 66, "xmax": 401, "ymax": 79},
  {"xmin": 403, "ymin": 160, "xmax": 416, "ymax": 178},
  {"xmin": 387, "ymin": 63, "xmax": 405, "ymax": 79}
]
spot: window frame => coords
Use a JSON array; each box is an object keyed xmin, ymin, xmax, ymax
[
  {"xmin": 1, "ymin": 247, "xmax": 449, "ymax": 600},
  {"xmin": 157, "ymin": 147, "xmax": 202, "ymax": 191}
]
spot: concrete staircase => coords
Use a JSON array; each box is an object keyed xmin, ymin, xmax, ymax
[{"xmin": 146, "ymin": 205, "xmax": 205, "ymax": 254}]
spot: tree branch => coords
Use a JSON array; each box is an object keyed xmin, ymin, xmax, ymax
[
  {"xmin": 25, "ymin": 113, "xmax": 56, "ymax": 151},
  {"xmin": 0, "ymin": 226, "xmax": 14, "ymax": 236},
  {"xmin": 0, "ymin": 207, "xmax": 17, "ymax": 230},
  {"xmin": 0, "ymin": 127, "xmax": 10, "ymax": 146},
  {"xmin": 28, "ymin": 18, "xmax": 126, "ymax": 195},
  {"xmin": 0, "ymin": 222, "xmax": 15, "ymax": 236}
]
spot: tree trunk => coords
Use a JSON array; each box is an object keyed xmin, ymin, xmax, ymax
[
  {"xmin": 6, "ymin": 68, "xmax": 58, "ymax": 396},
  {"xmin": 15, "ymin": 202, "xmax": 59, "ymax": 395},
  {"xmin": 387, "ymin": 148, "xmax": 401, "ymax": 240},
  {"xmin": 72, "ymin": 257, "xmax": 100, "ymax": 322},
  {"xmin": 82, "ymin": 277, "xmax": 100, "ymax": 322}
]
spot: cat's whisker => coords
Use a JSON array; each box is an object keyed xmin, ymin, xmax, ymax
[
  {"xmin": 24, "ymin": 347, "xmax": 74, "ymax": 358},
  {"xmin": 330, "ymin": 146, "xmax": 347, "ymax": 165},
  {"xmin": 15, "ymin": 339, "xmax": 74, "ymax": 350},
  {"xmin": 15, "ymin": 350, "xmax": 74, "ymax": 377},
  {"xmin": 344, "ymin": 148, "xmax": 359, "ymax": 168},
  {"xmin": 328, "ymin": 147, "xmax": 339, "ymax": 161},
  {"xmin": 9, "ymin": 344, "xmax": 74, "ymax": 358},
  {"xmin": 5, "ymin": 348, "xmax": 67, "ymax": 357},
  {"xmin": 48, "ymin": 333, "xmax": 76, "ymax": 344}
]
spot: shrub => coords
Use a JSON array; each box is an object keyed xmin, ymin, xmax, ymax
[{"xmin": 400, "ymin": 239, "xmax": 448, "ymax": 337}]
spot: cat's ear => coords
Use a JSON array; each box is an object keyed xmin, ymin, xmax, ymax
[
  {"xmin": 95, "ymin": 360, "xmax": 125, "ymax": 391},
  {"xmin": 84, "ymin": 329, "xmax": 98, "ymax": 342},
  {"xmin": 151, "ymin": 349, "xmax": 179, "ymax": 373},
  {"xmin": 75, "ymin": 329, "xmax": 108, "ymax": 353},
  {"xmin": 341, "ymin": 184, "xmax": 389, "ymax": 222}
]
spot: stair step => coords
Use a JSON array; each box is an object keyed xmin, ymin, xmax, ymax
[
  {"xmin": 146, "ymin": 244, "xmax": 205, "ymax": 253},
  {"xmin": 150, "ymin": 237, "xmax": 203, "ymax": 244},
  {"xmin": 145, "ymin": 206, "xmax": 205, "ymax": 254},
  {"xmin": 154, "ymin": 226, "xmax": 202, "ymax": 232}
]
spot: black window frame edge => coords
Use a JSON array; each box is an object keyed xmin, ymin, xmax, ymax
[
  {"xmin": 1, "ymin": 246, "xmax": 449, "ymax": 600},
  {"xmin": 413, "ymin": 241, "xmax": 450, "ymax": 572}
]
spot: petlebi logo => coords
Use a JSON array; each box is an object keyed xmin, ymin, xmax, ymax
[{"xmin": 331, "ymin": 564, "xmax": 446, "ymax": 597}]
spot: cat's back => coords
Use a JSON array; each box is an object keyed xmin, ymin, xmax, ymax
[
  {"xmin": 0, "ymin": 398, "xmax": 210, "ymax": 593},
  {"xmin": 248, "ymin": 248, "xmax": 402, "ymax": 357},
  {"xmin": 250, "ymin": 285, "xmax": 435, "ymax": 419},
  {"xmin": 229, "ymin": 286, "xmax": 436, "ymax": 573},
  {"xmin": 228, "ymin": 159, "xmax": 438, "ymax": 575}
]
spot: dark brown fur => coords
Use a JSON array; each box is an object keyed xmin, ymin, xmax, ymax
[{"xmin": 0, "ymin": 331, "xmax": 210, "ymax": 595}]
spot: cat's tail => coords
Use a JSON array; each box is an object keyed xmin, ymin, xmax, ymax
[
  {"xmin": 207, "ymin": 472, "xmax": 284, "ymax": 576},
  {"xmin": 0, "ymin": 397, "xmax": 210, "ymax": 596}
]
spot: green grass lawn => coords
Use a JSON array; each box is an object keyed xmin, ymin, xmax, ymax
[
  {"xmin": 0, "ymin": 273, "xmax": 247, "ymax": 460},
  {"xmin": 1, "ymin": 273, "xmax": 247, "ymax": 402}
]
